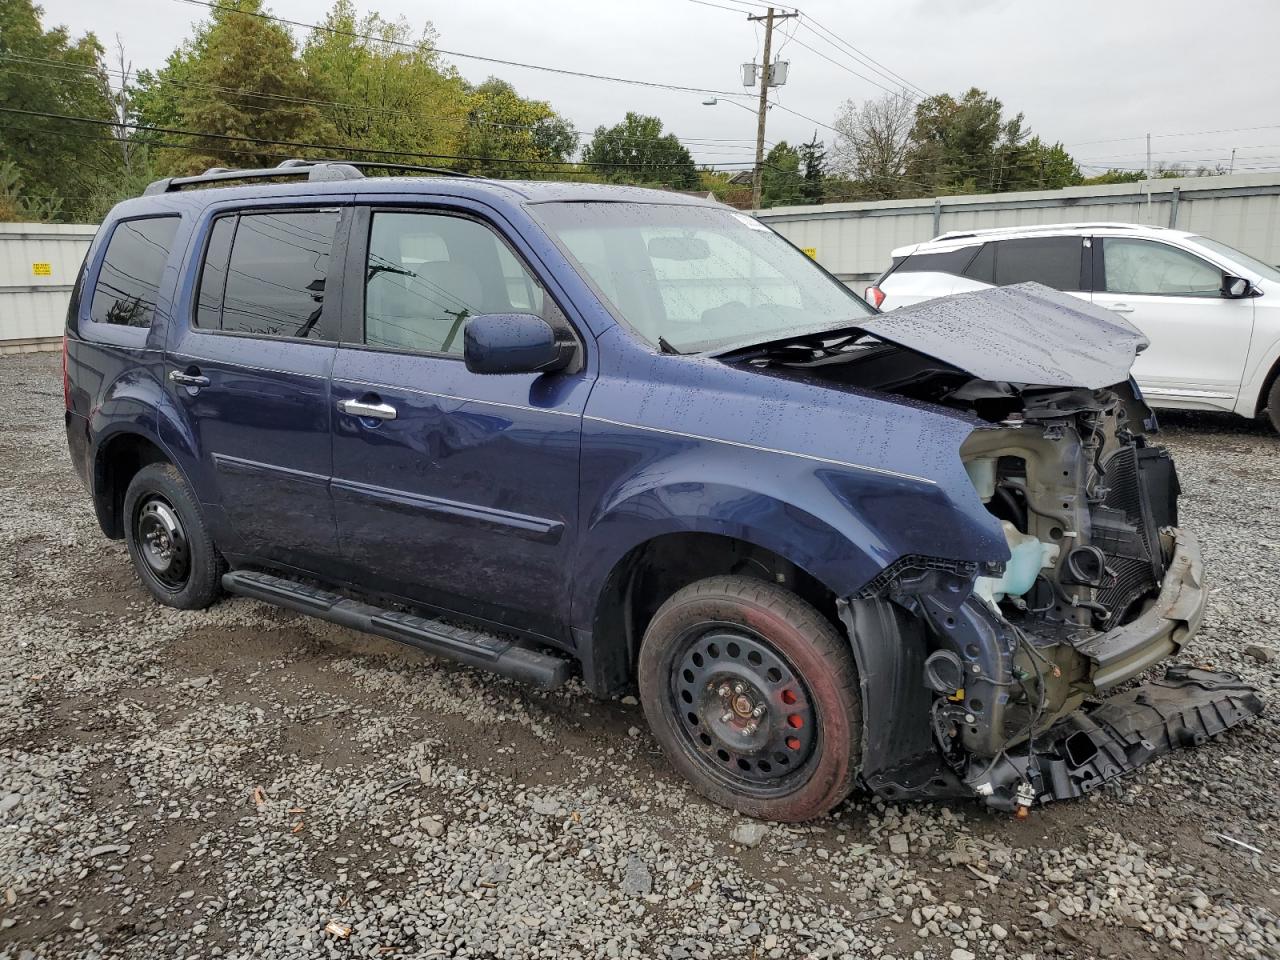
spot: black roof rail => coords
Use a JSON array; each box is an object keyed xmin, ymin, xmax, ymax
[
  {"xmin": 283, "ymin": 158, "xmax": 479, "ymax": 179},
  {"xmin": 142, "ymin": 160, "xmax": 364, "ymax": 195},
  {"xmin": 142, "ymin": 157, "xmax": 477, "ymax": 195}
]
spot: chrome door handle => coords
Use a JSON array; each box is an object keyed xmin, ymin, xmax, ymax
[
  {"xmin": 337, "ymin": 398, "xmax": 397, "ymax": 421},
  {"xmin": 1108, "ymin": 304, "xmax": 1135, "ymax": 314},
  {"xmin": 168, "ymin": 370, "xmax": 210, "ymax": 387}
]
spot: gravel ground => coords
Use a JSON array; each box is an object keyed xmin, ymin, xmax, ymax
[{"xmin": 1, "ymin": 349, "xmax": 1278, "ymax": 960}]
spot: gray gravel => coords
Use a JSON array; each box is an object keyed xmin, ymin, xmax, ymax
[{"xmin": 1, "ymin": 350, "xmax": 1278, "ymax": 959}]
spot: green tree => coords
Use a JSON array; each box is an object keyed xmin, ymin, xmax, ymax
[
  {"xmin": 583, "ymin": 112, "xmax": 698, "ymax": 189},
  {"xmin": 761, "ymin": 141, "xmax": 802, "ymax": 206},
  {"xmin": 302, "ymin": 1, "xmax": 468, "ymax": 165},
  {"xmin": 134, "ymin": 0, "xmax": 331, "ymax": 175},
  {"xmin": 457, "ymin": 77, "xmax": 576, "ymax": 177},
  {"xmin": 1002, "ymin": 136, "xmax": 1083, "ymax": 190},
  {"xmin": 0, "ymin": 0, "xmax": 121, "ymax": 218},
  {"xmin": 798, "ymin": 133, "xmax": 826, "ymax": 204}
]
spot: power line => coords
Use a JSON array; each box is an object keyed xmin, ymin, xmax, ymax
[
  {"xmin": 783, "ymin": 32, "xmax": 907, "ymax": 100},
  {"xmin": 793, "ymin": 13, "xmax": 929, "ymax": 99},
  {"xmin": 178, "ymin": 0, "xmax": 760, "ymax": 104},
  {"xmin": 0, "ymin": 106, "xmax": 762, "ymax": 173},
  {"xmin": 1066, "ymin": 123, "xmax": 1280, "ymax": 148},
  {"xmin": 0, "ymin": 53, "xmax": 767, "ymax": 154}
]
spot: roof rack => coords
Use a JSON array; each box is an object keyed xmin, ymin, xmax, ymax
[
  {"xmin": 933, "ymin": 222, "xmax": 1164, "ymax": 242},
  {"xmin": 142, "ymin": 158, "xmax": 476, "ymax": 196}
]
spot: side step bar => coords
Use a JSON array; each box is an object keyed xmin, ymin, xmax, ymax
[{"xmin": 222, "ymin": 570, "xmax": 572, "ymax": 690}]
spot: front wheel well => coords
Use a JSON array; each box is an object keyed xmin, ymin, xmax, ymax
[
  {"xmin": 587, "ymin": 533, "xmax": 841, "ymax": 695},
  {"xmin": 94, "ymin": 433, "xmax": 170, "ymax": 539}
]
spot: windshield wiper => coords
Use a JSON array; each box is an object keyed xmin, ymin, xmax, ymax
[{"xmin": 657, "ymin": 336, "xmax": 682, "ymax": 355}]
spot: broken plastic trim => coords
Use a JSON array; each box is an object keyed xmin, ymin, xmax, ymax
[{"xmin": 969, "ymin": 666, "xmax": 1263, "ymax": 812}]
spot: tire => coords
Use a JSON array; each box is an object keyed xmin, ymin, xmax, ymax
[
  {"xmin": 637, "ymin": 575, "xmax": 862, "ymax": 822},
  {"xmin": 1267, "ymin": 376, "xmax": 1280, "ymax": 434},
  {"xmin": 123, "ymin": 463, "xmax": 225, "ymax": 610}
]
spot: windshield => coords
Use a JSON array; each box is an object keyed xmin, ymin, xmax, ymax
[
  {"xmin": 1189, "ymin": 235, "xmax": 1280, "ymax": 283},
  {"xmin": 531, "ymin": 201, "xmax": 872, "ymax": 353}
]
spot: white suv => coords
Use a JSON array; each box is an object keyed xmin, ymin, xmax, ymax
[{"xmin": 867, "ymin": 223, "xmax": 1280, "ymax": 430}]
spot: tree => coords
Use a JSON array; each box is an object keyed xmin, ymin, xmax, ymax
[
  {"xmin": 904, "ymin": 87, "xmax": 1019, "ymax": 194},
  {"xmin": 761, "ymin": 141, "xmax": 802, "ymax": 206},
  {"xmin": 302, "ymin": 1, "xmax": 468, "ymax": 165},
  {"xmin": 797, "ymin": 133, "xmax": 826, "ymax": 204},
  {"xmin": 0, "ymin": 0, "xmax": 121, "ymax": 218},
  {"xmin": 583, "ymin": 112, "xmax": 698, "ymax": 189},
  {"xmin": 831, "ymin": 89, "xmax": 915, "ymax": 200},
  {"xmin": 134, "ymin": 0, "xmax": 332, "ymax": 175},
  {"xmin": 457, "ymin": 78, "xmax": 577, "ymax": 177}
]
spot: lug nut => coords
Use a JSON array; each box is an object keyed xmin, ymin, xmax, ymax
[
  {"xmin": 720, "ymin": 711, "xmax": 734, "ymax": 724},
  {"xmin": 717, "ymin": 683, "xmax": 731, "ymax": 698},
  {"xmin": 751, "ymin": 704, "xmax": 766, "ymax": 718},
  {"xmin": 733, "ymin": 682, "xmax": 745, "ymax": 695},
  {"xmin": 743, "ymin": 721, "xmax": 759, "ymax": 735}
]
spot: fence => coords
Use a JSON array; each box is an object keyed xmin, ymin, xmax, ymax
[
  {"xmin": 0, "ymin": 223, "xmax": 96, "ymax": 354},
  {"xmin": 755, "ymin": 171, "xmax": 1280, "ymax": 285}
]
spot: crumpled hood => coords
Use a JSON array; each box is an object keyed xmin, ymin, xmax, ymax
[{"xmin": 864, "ymin": 282, "xmax": 1150, "ymax": 388}]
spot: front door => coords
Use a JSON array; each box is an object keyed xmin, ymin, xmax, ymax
[
  {"xmin": 329, "ymin": 205, "xmax": 591, "ymax": 639},
  {"xmin": 165, "ymin": 206, "xmax": 347, "ymax": 566},
  {"xmin": 1092, "ymin": 236, "xmax": 1254, "ymax": 410}
]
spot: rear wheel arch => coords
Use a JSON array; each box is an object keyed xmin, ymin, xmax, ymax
[
  {"xmin": 93, "ymin": 431, "xmax": 178, "ymax": 539},
  {"xmin": 583, "ymin": 531, "xmax": 842, "ymax": 696}
]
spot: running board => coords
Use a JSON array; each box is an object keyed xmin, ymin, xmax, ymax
[{"xmin": 221, "ymin": 570, "xmax": 572, "ymax": 689}]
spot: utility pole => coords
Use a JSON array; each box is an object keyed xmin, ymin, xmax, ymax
[
  {"xmin": 1145, "ymin": 132, "xmax": 1151, "ymax": 179},
  {"xmin": 747, "ymin": 7, "xmax": 798, "ymax": 209}
]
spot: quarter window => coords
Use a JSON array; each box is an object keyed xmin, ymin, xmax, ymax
[
  {"xmin": 90, "ymin": 216, "xmax": 180, "ymax": 327},
  {"xmin": 364, "ymin": 212, "xmax": 545, "ymax": 354},
  {"xmin": 196, "ymin": 210, "xmax": 340, "ymax": 338},
  {"xmin": 992, "ymin": 237, "xmax": 1083, "ymax": 290},
  {"xmin": 1101, "ymin": 238, "xmax": 1223, "ymax": 296}
]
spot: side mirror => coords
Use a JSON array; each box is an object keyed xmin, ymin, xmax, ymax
[
  {"xmin": 463, "ymin": 313, "xmax": 575, "ymax": 375},
  {"xmin": 1223, "ymin": 275, "xmax": 1253, "ymax": 299}
]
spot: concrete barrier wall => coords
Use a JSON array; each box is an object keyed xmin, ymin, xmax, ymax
[{"xmin": 0, "ymin": 223, "xmax": 97, "ymax": 354}]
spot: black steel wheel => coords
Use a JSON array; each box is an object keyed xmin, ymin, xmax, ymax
[
  {"xmin": 123, "ymin": 463, "xmax": 225, "ymax": 610},
  {"xmin": 670, "ymin": 624, "xmax": 818, "ymax": 792},
  {"xmin": 135, "ymin": 495, "xmax": 191, "ymax": 589},
  {"xmin": 639, "ymin": 575, "xmax": 862, "ymax": 821}
]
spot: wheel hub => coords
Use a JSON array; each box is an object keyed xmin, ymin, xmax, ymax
[
  {"xmin": 671, "ymin": 628, "xmax": 817, "ymax": 786},
  {"xmin": 136, "ymin": 497, "xmax": 190, "ymax": 589}
]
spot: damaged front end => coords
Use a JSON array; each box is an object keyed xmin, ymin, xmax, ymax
[{"xmin": 820, "ymin": 285, "xmax": 1264, "ymax": 813}]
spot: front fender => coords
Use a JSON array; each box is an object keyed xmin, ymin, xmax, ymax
[{"xmin": 572, "ymin": 431, "xmax": 1007, "ymax": 630}]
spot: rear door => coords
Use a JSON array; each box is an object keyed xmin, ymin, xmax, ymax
[
  {"xmin": 164, "ymin": 203, "xmax": 349, "ymax": 567},
  {"xmin": 1091, "ymin": 236, "xmax": 1253, "ymax": 408},
  {"xmin": 329, "ymin": 202, "xmax": 592, "ymax": 640}
]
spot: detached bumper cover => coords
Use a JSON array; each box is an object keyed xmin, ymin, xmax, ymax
[{"xmin": 1074, "ymin": 527, "xmax": 1205, "ymax": 692}]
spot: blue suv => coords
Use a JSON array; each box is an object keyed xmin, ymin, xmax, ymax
[{"xmin": 64, "ymin": 160, "xmax": 1259, "ymax": 821}]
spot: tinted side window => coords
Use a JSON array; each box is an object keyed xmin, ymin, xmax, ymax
[
  {"xmin": 993, "ymin": 237, "xmax": 1083, "ymax": 290},
  {"xmin": 194, "ymin": 216, "xmax": 235, "ymax": 329},
  {"xmin": 221, "ymin": 211, "xmax": 340, "ymax": 339},
  {"xmin": 1101, "ymin": 238, "xmax": 1223, "ymax": 296},
  {"xmin": 90, "ymin": 216, "xmax": 180, "ymax": 327},
  {"xmin": 364, "ymin": 212, "xmax": 545, "ymax": 355},
  {"xmin": 897, "ymin": 246, "xmax": 982, "ymax": 276}
]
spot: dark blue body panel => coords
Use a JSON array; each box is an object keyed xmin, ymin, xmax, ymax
[{"xmin": 66, "ymin": 175, "xmax": 1008, "ymax": 666}]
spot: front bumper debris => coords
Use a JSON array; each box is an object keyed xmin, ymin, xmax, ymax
[
  {"xmin": 1074, "ymin": 527, "xmax": 1206, "ymax": 692},
  {"xmin": 972, "ymin": 666, "xmax": 1263, "ymax": 812}
]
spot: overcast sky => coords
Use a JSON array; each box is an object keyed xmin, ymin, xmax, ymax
[{"xmin": 36, "ymin": 0, "xmax": 1280, "ymax": 175}]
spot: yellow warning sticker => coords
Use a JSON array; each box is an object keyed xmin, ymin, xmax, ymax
[
  {"xmin": 32, "ymin": 262, "xmax": 52, "ymax": 277},
  {"xmin": 801, "ymin": 247, "xmax": 817, "ymax": 259}
]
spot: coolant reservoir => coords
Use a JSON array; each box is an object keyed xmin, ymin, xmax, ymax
[{"xmin": 974, "ymin": 521, "xmax": 1059, "ymax": 608}]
